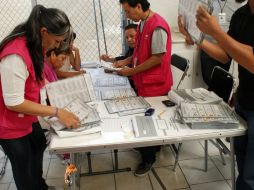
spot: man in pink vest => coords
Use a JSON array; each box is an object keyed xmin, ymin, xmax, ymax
[{"xmin": 116, "ymin": 0, "xmax": 173, "ymax": 177}]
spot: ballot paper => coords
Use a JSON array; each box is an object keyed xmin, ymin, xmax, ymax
[
  {"xmin": 178, "ymin": 0, "xmax": 214, "ymax": 43},
  {"xmin": 47, "ymin": 100, "xmax": 101, "ymax": 138},
  {"xmin": 100, "ymin": 61, "xmax": 121, "ymax": 71},
  {"xmin": 64, "ymin": 98, "xmax": 92, "ymax": 121},
  {"xmin": 45, "ymin": 74, "xmax": 96, "ymax": 108},
  {"xmin": 81, "ymin": 61, "xmax": 100, "ymax": 68},
  {"xmin": 94, "ymin": 76, "xmax": 128, "ymax": 87},
  {"xmin": 168, "ymin": 88, "xmax": 222, "ymax": 105},
  {"xmin": 104, "ymin": 96, "xmax": 151, "ymax": 115},
  {"xmin": 178, "ymin": 102, "xmax": 239, "ymax": 129},
  {"xmin": 100, "ymin": 88, "xmax": 136, "ymax": 100}
]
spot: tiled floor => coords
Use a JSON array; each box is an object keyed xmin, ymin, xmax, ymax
[{"xmin": 0, "ymin": 140, "xmax": 235, "ymax": 190}]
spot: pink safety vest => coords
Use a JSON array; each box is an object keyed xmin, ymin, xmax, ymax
[
  {"xmin": 132, "ymin": 13, "xmax": 173, "ymax": 97},
  {"xmin": 0, "ymin": 37, "xmax": 44, "ymax": 139}
]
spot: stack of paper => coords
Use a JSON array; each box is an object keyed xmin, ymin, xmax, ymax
[
  {"xmin": 81, "ymin": 61, "xmax": 99, "ymax": 68},
  {"xmin": 104, "ymin": 96, "xmax": 151, "ymax": 116},
  {"xmin": 100, "ymin": 88, "xmax": 136, "ymax": 100},
  {"xmin": 94, "ymin": 76, "xmax": 128, "ymax": 87},
  {"xmin": 168, "ymin": 88, "xmax": 222, "ymax": 105},
  {"xmin": 47, "ymin": 99, "xmax": 101, "ymax": 138},
  {"xmin": 45, "ymin": 74, "xmax": 96, "ymax": 108},
  {"xmin": 178, "ymin": 102, "xmax": 239, "ymax": 129},
  {"xmin": 100, "ymin": 61, "xmax": 121, "ymax": 71}
]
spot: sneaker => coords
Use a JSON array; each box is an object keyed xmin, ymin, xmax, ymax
[{"xmin": 134, "ymin": 162, "xmax": 153, "ymax": 177}]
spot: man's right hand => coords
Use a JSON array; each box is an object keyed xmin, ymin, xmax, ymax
[
  {"xmin": 100, "ymin": 54, "xmax": 111, "ymax": 62},
  {"xmin": 113, "ymin": 60, "xmax": 127, "ymax": 68}
]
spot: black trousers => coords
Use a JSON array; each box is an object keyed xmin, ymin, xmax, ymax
[
  {"xmin": 0, "ymin": 122, "xmax": 48, "ymax": 190},
  {"xmin": 136, "ymin": 146, "xmax": 161, "ymax": 164}
]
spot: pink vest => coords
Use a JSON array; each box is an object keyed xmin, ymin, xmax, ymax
[
  {"xmin": 132, "ymin": 13, "xmax": 173, "ymax": 97},
  {"xmin": 0, "ymin": 37, "xmax": 43, "ymax": 139},
  {"xmin": 44, "ymin": 60, "xmax": 58, "ymax": 82}
]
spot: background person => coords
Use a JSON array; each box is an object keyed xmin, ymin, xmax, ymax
[
  {"xmin": 178, "ymin": 0, "xmax": 254, "ymax": 189},
  {"xmin": 118, "ymin": 0, "xmax": 173, "ymax": 177},
  {"xmin": 100, "ymin": 23, "xmax": 138, "ymax": 63},
  {"xmin": 56, "ymin": 32, "xmax": 85, "ymax": 79}
]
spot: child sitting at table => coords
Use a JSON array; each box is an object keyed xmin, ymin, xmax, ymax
[
  {"xmin": 56, "ymin": 32, "xmax": 85, "ymax": 78},
  {"xmin": 44, "ymin": 48, "xmax": 67, "ymax": 83}
]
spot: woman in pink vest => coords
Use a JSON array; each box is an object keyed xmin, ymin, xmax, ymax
[
  {"xmin": 117, "ymin": 0, "xmax": 173, "ymax": 177},
  {"xmin": 0, "ymin": 5, "xmax": 80, "ymax": 190}
]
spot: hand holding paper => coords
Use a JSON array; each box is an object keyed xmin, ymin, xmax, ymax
[{"xmin": 196, "ymin": 6, "xmax": 223, "ymax": 37}]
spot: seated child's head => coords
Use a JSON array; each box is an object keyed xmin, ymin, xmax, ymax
[{"xmin": 46, "ymin": 46, "xmax": 70, "ymax": 69}]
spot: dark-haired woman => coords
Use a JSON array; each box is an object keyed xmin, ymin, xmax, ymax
[{"xmin": 0, "ymin": 5, "xmax": 80, "ymax": 190}]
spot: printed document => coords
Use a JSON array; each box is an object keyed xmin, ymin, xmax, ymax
[
  {"xmin": 100, "ymin": 88, "xmax": 136, "ymax": 100},
  {"xmin": 104, "ymin": 96, "xmax": 150, "ymax": 115},
  {"xmin": 178, "ymin": 0, "xmax": 214, "ymax": 43},
  {"xmin": 46, "ymin": 74, "xmax": 96, "ymax": 108},
  {"xmin": 168, "ymin": 88, "xmax": 222, "ymax": 105},
  {"xmin": 100, "ymin": 61, "xmax": 122, "ymax": 71},
  {"xmin": 178, "ymin": 102, "xmax": 239, "ymax": 129},
  {"xmin": 94, "ymin": 76, "xmax": 128, "ymax": 87}
]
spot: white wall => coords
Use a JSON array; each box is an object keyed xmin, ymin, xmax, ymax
[{"xmin": 150, "ymin": 0, "xmax": 179, "ymax": 28}]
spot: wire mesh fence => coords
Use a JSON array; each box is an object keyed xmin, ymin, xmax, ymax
[
  {"xmin": 0, "ymin": 0, "xmax": 32, "ymax": 42},
  {"xmin": 37, "ymin": 0, "xmax": 123, "ymax": 61},
  {"xmin": 0, "ymin": 0, "xmax": 123, "ymax": 61}
]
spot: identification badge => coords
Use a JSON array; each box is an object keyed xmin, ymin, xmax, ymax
[
  {"xmin": 133, "ymin": 57, "xmax": 137, "ymax": 68},
  {"xmin": 218, "ymin": 13, "xmax": 226, "ymax": 24}
]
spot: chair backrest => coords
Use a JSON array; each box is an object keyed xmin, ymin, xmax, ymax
[
  {"xmin": 208, "ymin": 66, "xmax": 234, "ymax": 103},
  {"xmin": 171, "ymin": 54, "xmax": 190, "ymax": 89}
]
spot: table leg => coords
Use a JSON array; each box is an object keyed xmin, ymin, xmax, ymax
[
  {"xmin": 70, "ymin": 153, "xmax": 81, "ymax": 190},
  {"xmin": 230, "ymin": 137, "xmax": 236, "ymax": 190}
]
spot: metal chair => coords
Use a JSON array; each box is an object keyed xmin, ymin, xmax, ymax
[
  {"xmin": 169, "ymin": 54, "xmax": 190, "ymax": 171},
  {"xmin": 171, "ymin": 54, "xmax": 190, "ymax": 89},
  {"xmin": 203, "ymin": 66, "xmax": 235, "ymax": 171}
]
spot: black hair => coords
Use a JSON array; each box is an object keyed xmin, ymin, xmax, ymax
[
  {"xmin": 0, "ymin": 5, "xmax": 71, "ymax": 81},
  {"xmin": 72, "ymin": 32, "xmax": 76, "ymax": 40},
  {"xmin": 124, "ymin": 23, "xmax": 138, "ymax": 31},
  {"xmin": 119, "ymin": 0, "xmax": 150, "ymax": 11}
]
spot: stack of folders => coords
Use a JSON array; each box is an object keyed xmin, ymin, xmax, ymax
[
  {"xmin": 178, "ymin": 102, "xmax": 239, "ymax": 129},
  {"xmin": 48, "ymin": 99, "xmax": 101, "ymax": 138},
  {"xmin": 104, "ymin": 96, "xmax": 151, "ymax": 116}
]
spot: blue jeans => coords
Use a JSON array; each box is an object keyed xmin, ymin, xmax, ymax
[{"xmin": 234, "ymin": 102, "xmax": 254, "ymax": 190}]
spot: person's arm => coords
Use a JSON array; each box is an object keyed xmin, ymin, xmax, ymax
[
  {"xmin": 113, "ymin": 56, "xmax": 132, "ymax": 68},
  {"xmin": 116, "ymin": 54, "xmax": 164, "ymax": 76},
  {"xmin": 196, "ymin": 6, "xmax": 254, "ymax": 73},
  {"xmin": 69, "ymin": 46, "xmax": 81, "ymax": 71},
  {"xmin": 178, "ymin": 15, "xmax": 230, "ymax": 64},
  {"xmin": 0, "ymin": 55, "xmax": 80, "ymax": 128},
  {"xmin": 116, "ymin": 27, "xmax": 167, "ymax": 76},
  {"xmin": 56, "ymin": 69, "xmax": 85, "ymax": 79},
  {"xmin": 100, "ymin": 54, "xmax": 115, "ymax": 63},
  {"xmin": 7, "ymin": 100, "xmax": 80, "ymax": 128}
]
